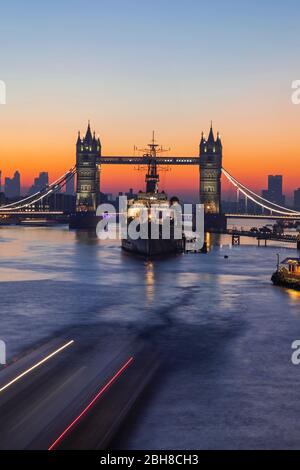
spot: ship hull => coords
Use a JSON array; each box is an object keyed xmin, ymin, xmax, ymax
[
  {"xmin": 271, "ymin": 271, "xmax": 300, "ymax": 291},
  {"xmin": 122, "ymin": 237, "xmax": 184, "ymax": 257}
]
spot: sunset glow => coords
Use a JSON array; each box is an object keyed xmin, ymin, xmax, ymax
[{"xmin": 0, "ymin": 1, "xmax": 299, "ymax": 199}]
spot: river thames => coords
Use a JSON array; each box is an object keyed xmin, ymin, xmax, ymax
[{"xmin": 0, "ymin": 224, "xmax": 300, "ymax": 449}]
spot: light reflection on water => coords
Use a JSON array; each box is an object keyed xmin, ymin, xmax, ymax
[
  {"xmin": 145, "ymin": 261, "xmax": 155, "ymax": 303},
  {"xmin": 0, "ymin": 225, "xmax": 300, "ymax": 449},
  {"xmin": 287, "ymin": 289, "xmax": 300, "ymax": 304}
]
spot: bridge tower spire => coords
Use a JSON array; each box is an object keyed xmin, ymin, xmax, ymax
[{"xmin": 199, "ymin": 123, "xmax": 224, "ymax": 227}]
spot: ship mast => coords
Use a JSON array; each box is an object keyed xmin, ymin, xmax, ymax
[
  {"xmin": 135, "ymin": 132, "xmax": 170, "ymax": 194},
  {"xmin": 145, "ymin": 131, "xmax": 160, "ymax": 193}
]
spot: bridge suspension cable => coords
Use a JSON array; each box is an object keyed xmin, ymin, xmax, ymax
[
  {"xmin": 0, "ymin": 167, "xmax": 76, "ymax": 212},
  {"xmin": 222, "ymin": 168, "xmax": 300, "ymax": 216}
]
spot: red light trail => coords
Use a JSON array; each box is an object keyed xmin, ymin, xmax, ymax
[{"xmin": 48, "ymin": 356, "xmax": 134, "ymax": 450}]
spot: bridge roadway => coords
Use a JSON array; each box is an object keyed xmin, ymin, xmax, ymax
[
  {"xmin": 0, "ymin": 327, "xmax": 160, "ymax": 450},
  {"xmin": 226, "ymin": 213, "xmax": 300, "ymax": 220},
  {"xmin": 220, "ymin": 228, "xmax": 299, "ymax": 246},
  {"xmin": 1, "ymin": 212, "xmax": 300, "ymax": 223},
  {"xmin": 0, "ymin": 211, "xmax": 64, "ymax": 217}
]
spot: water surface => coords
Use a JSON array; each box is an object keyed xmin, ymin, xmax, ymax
[{"xmin": 0, "ymin": 225, "xmax": 299, "ymax": 449}]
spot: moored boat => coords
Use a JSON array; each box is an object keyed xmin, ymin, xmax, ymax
[{"xmin": 271, "ymin": 257, "xmax": 300, "ymax": 290}]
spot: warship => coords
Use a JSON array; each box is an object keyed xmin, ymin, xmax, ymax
[{"xmin": 121, "ymin": 134, "xmax": 185, "ymax": 257}]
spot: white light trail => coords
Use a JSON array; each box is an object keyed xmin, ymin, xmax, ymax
[
  {"xmin": 0, "ymin": 340, "xmax": 74, "ymax": 393},
  {"xmin": 222, "ymin": 168, "xmax": 300, "ymax": 216},
  {"xmin": 222, "ymin": 168, "xmax": 298, "ymax": 213},
  {"xmin": 0, "ymin": 168, "xmax": 76, "ymax": 211}
]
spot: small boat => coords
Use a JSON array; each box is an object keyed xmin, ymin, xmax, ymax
[{"xmin": 271, "ymin": 257, "xmax": 300, "ymax": 290}]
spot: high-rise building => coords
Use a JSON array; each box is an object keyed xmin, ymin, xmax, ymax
[
  {"xmin": 4, "ymin": 171, "xmax": 21, "ymax": 199},
  {"xmin": 45, "ymin": 193, "xmax": 76, "ymax": 213},
  {"xmin": 262, "ymin": 175, "xmax": 285, "ymax": 206},
  {"xmin": 199, "ymin": 123, "xmax": 222, "ymax": 214},
  {"xmin": 28, "ymin": 172, "xmax": 49, "ymax": 195},
  {"xmin": 0, "ymin": 170, "xmax": 3, "ymax": 204},
  {"xmin": 294, "ymin": 188, "xmax": 300, "ymax": 211},
  {"xmin": 65, "ymin": 173, "xmax": 75, "ymax": 195},
  {"xmin": 126, "ymin": 188, "xmax": 136, "ymax": 199}
]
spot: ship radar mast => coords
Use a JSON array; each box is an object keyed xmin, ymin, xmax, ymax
[{"xmin": 137, "ymin": 131, "xmax": 170, "ymax": 194}]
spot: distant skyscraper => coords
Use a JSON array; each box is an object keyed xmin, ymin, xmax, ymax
[
  {"xmin": 4, "ymin": 171, "xmax": 21, "ymax": 199},
  {"xmin": 125, "ymin": 188, "xmax": 136, "ymax": 199},
  {"xmin": 294, "ymin": 188, "xmax": 300, "ymax": 211},
  {"xmin": 29, "ymin": 172, "xmax": 49, "ymax": 195},
  {"xmin": 262, "ymin": 175, "xmax": 285, "ymax": 206},
  {"xmin": 0, "ymin": 170, "xmax": 4, "ymax": 206},
  {"xmin": 45, "ymin": 193, "xmax": 76, "ymax": 212},
  {"xmin": 65, "ymin": 172, "xmax": 75, "ymax": 195}
]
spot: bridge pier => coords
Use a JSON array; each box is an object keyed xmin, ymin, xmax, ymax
[
  {"xmin": 257, "ymin": 237, "xmax": 268, "ymax": 247},
  {"xmin": 297, "ymin": 234, "xmax": 300, "ymax": 250},
  {"xmin": 232, "ymin": 233, "xmax": 240, "ymax": 246}
]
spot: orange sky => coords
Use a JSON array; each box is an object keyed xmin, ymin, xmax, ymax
[
  {"xmin": 0, "ymin": 110, "xmax": 299, "ymax": 201},
  {"xmin": 1, "ymin": 0, "xmax": 300, "ymax": 201}
]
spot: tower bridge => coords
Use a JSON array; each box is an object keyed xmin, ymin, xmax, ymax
[
  {"xmin": 1, "ymin": 122, "xmax": 300, "ymax": 229},
  {"xmin": 72, "ymin": 122, "xmax": 224, "ymax": 228}
]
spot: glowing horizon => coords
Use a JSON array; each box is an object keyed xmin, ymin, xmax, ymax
[{"xmin": 0, "ymin": 1, "xmax": 299, "ymax": 200}]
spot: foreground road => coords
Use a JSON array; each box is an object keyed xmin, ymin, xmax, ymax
[{"xmin": 0, "ymin": 328, "xmax": 160, "ymax": 450}]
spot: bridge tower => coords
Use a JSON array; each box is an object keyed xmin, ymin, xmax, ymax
[
  {"xmin": 199, "ymin": 123, "xmax": 225, "ymax": 229},
  {"xmin": 199, "ymin": 123, "xmax": 222, "ymax": 214},
  {"xmin": 75, "ymin": 122, "xmax": 101, "ymax": 212}
]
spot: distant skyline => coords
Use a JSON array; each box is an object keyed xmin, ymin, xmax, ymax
[
  {"xmin": 0, "ymin": 0, "xmax": 300, "ymax": 198},
  {"xmin": 1, "ymin": 167, "xmax": 298, "ymax": 206}
]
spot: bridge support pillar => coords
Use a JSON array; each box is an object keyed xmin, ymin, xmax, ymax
[
  {"xmin": 70, "ymin": 123, "xmax": 102, "ymax": 230},
  {"xmin": 257, "ymin": 237, "xmax": 267, "ymax": 247},
  {"xmin": 232, "ymin": 233, "xmax": 240, "ymax": 246}
]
